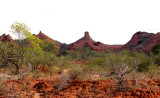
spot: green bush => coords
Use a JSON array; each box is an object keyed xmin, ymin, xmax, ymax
[
  {"xmin": 152, "ymin": 43, "xmax": 160, "ymax": 55},
  {"xmin": 86, "ymin": 57, "xmax": 107, "ymax": 71},
  {"xmin": 67, "ymin": 47, "xmax": 106, "ymax": 60},
  {"xmin": 155, "ymin": 56, "xmax": 160, "ymax": 66},
  {"xmin": 137, "ymin": 59, "xmax": 151, "ymax": 72}
]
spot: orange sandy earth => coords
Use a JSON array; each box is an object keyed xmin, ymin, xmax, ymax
[{"xmin": 0, "ymin": 78, "xmax": 160, "ymax": 98}]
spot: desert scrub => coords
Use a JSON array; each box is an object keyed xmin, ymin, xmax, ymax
[
  {"xmin": 105, "ymin": 51, "xmax": 144, "ymax": 91},
  {"xmin": 58, "ymin": 66, "xmax": 87, "ymax": 91},
  {"xmin": 146, "ymin": 68, "xmax": 160, "ymax": 79},
  {"xmin": 87, "ymin": 57, "xmax": 107, "ymax": 66},
  {"xmin": 18, "ymin": 63, "xmax": 32, "ymax": 80},
  {"xmin": 136, "ymin": 57, "xmax": 155, "ymax": 73},
  {"xmin": 69, "ymin": 67, "xmax": 83, "ymax": 80},
  {"xmin": 67, "ymin": 47, "xmax": 106, "ymax": 60},
  {"xmin": 152, "ymin": 43, "xmax": 160, "ymax": 55},
  {"xmin": 54, "ymin": 56, "xmax": 72, "ymax": 66},
  {"xmin": 0, "ymin": 75, "xmax": 10, "ymax": 97},
  {"xmin": 31, "ymin": 69, "xmax": 42, "ymax": 79}
]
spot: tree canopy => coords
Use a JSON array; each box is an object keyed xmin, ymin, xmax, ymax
[{"xmin": 10, "ymin": 21, "xmax": 31, "ymax": 41}]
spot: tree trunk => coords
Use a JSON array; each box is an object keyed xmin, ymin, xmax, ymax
[{"xmin": 14, "ymin": 63, "xmax": 19, "ymax": 74}]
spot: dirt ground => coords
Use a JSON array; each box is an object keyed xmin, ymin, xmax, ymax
[{"xmin": 1, "ymin": 78, "xmax": 160, "ymax": 98}]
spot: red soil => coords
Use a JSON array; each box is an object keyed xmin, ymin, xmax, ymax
[{"xmin": 1, "ymin": 79, "xmax": 160, "ymax": 97}]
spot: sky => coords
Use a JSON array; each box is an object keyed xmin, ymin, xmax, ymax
[{"xmin": 0, "ymin": 0, "xmax": 160, "ymax": 44}]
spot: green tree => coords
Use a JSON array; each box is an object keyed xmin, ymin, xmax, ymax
[
  {"xmin": 41, "ymin": 39, "xmax": 59, "ymax": 54},
  {"xmin": 10, "ymin": 21, "xmax": 30, "ymax": 41},
  {"xmin": 1, "ymin": 21, "xmax": 33, "ymax": 74},
  {"xmin": 0, "ymin": 41, "xmax": 25, "ymax": 74},
  {"xmin": 9, "ymin": 22, "xmax": 32, "ymax": 74}
]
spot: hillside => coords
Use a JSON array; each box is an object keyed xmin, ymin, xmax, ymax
[{"xmin": 122, "ymin": 31, "xmax": 160, "ymax": 53}]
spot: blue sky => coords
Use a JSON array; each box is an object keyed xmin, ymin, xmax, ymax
[{"xmin": 0, "ymin": 0, "xmax": 160, "ymax": 44}]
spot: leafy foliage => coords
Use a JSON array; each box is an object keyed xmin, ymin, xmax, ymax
[
  {"xmin": 10, "ymin": 21, "xmax": 31, "ymax": 41},
  {"xmin": 0, "ymin": 41, "xmax": 25, "ymax": 74},
  {"xmin": 41, "ymin": 38, "xmax": 59, "ymax": 54},
  {"xmin": 152, "ymin": 43, "xmax": 160, "ymax": 55}
]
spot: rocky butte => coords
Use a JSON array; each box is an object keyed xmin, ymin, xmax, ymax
[{"xmin": 68, "ymin": 31, "xmax": 123, "ymax": 52}]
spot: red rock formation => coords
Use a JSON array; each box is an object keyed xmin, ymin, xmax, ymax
[
  {"xmin": 1, "ymin": 31, "xmax": 159, "ymax": 53},
  {"xmin": 69, "ymin": 31, "xmax": 122, "ymax": 52},
  {"xmin": 122, "ymin": 31, "xmax": 160, "ymax": 53},
  {"xmin": 0, "ymin": 34, "xmax": 14, "ymax": 42},
  {"xmin": 34, "ymin": 31, "xmax": 61, "ymax": 47}
]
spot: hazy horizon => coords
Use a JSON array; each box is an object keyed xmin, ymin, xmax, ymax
[{"xmin": 1, "ymin": 0, "xmax": 160, "ymax": 44}]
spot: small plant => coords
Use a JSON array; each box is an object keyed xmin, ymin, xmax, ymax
[
  {"xmin": 69, "ymin": 67, "xmax": 82, "ymax": 80},
  {"xmin": 58, "ymin": 69, "xmax": 70, "ymax": 91},
  {"xmin": 58, "ymin": 67, "xmax": 82, "ymax": 91},
  {"xmin": 106, "ymin": 51, "xmax": 140, "ymax": 92},
  {"xmin": 111, "ymin": 63, "xmax": 135, "ymax": 91},
  {"xmin": 18, "ymin": 63, "xmax": 32, "ymax": 79}
]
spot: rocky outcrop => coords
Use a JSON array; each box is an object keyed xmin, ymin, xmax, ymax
[
  {"xmin": 0, "ymin": 34, "xmax": 14, "ymax": 42},
  {"xmin": 69, "ymin": 31, "xmax": 95, "ymax": 50},
  {"xmin": 122, "ymin": 31, "xmax": 160, "ymax": 53},
  {"xmin": 34, "ymin": 31, "xmax": 61, "ymax": 47},
  {"xmin": 68, "ymin": 31, "xmax": 122, "ymax": 52}
]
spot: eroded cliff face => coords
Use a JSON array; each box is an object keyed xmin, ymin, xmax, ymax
[
  {"xmin": 122, "ymin": 31, "xmax": 160, "ymax": 53},
  {"xmin": 0, "ymin": 34, "xmax": 14, "ymax": 42},
  {"xmin": 69, "ymin": 31, "xmax": 122, "ymax": 52}
]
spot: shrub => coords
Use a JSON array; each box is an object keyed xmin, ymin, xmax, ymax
[
  {"xmin": 152, "ymin": 43, "xmax": 160, "ymax": 55},
  {"xmin": 58, "ymin": 67, "xmax": 82, "ymax": 91},
  {"xmin": 105, "ymin": 51, "xmax": 144, "ymax": 91},
  {"xmin": 87, "ymin": 57, "xmax": 106, "ymax": 66},
  {"xmin": 69, "ymin": 67, "xmax": 82, "ymax": 80},
  {"xmin": 137, "ymin": 59, "xmax": 152, "ymax": 72},
  {"xmin": 155, "ymin": 57, "xmax": 160, "ymax": 66},
  {"xmin": 67, "ymin": 47, "xmax": 106, "ymax": 60}
]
